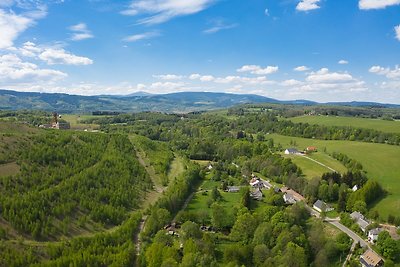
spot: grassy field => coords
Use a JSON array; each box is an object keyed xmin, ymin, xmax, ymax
[
  {"xmin": 284, "ymin": 153, "xmax": 346, "ymax": 179},
  {"xmin": 269, "ymin": 133, "xmax": 400, "ymax": 220},
  {"xmin": 62, "ymin": 114, "xmax": 101, "ymax": 130},
  {"xmin": 289, "ymin": 115, "xmax": 400, "ymax": 134}
]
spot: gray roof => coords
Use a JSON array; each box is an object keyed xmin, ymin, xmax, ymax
[
  {"xmin": 357, "ymin": 218, "xmax": 370, "ymax": 230},
  {"xmin": 350, "ymin": 211, "xmax": 364, "ymax": 221},
  {"xmin": 369, "ymin": 228, "xmax": 383, "ymax": 235},
  {"xmin": 313, "ymin": 200, "xmax": 325, "ymax": 209},
  {"xmin": 286, "ymin": 148, "xmax": 299, "ymax": 153}
]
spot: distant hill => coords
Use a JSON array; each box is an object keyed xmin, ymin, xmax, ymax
[
  {"xmin": 0, "ymin": 90, "xmax": 278, "ymax": 113},
  {"xmin": 0, "ymin": 89, "xmax": 398, "ymax": 113}
]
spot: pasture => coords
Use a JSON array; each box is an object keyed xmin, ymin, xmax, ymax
[
  {"xmin": 289, "ymin": 115, "xmax": 400, "ymax": 134},
  {"xmin": 269, "ymin": 133, "xmax": 400, "ymax": 220}
]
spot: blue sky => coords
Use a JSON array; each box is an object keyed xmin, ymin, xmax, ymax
[{"xmin": 0, "ymin": 0, "xmax": 400, "ymax": 103}]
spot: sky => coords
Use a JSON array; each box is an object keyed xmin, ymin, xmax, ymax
[{"xmin": 0, "ymin": 0, "xmax": 400, "ymax": 103}]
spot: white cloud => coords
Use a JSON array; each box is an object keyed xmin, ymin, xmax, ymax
[
  {"xmin": 281, "ymin": 79, "xmax": 303, "ymax": 86},
  {"xmin": 306, "ymin": 68, "xmax": 355, "ymax": 83},
  {"xmin": 121, "ymin": 0, "xmax": 216, "ymax": 25},
  {"xmin": 38, "ymin": 48, "xmax": 93, "ymax": 65},
  {"xmin": 153, "ymin": 74, "xmax": 183, "ymax": 80},
  {"xmin": 0, "ymin": 54, "xmax": 67, "ymax": 83},
  {"xmin": 296, "ymin": 0, "xmax": 320, "ymax": 11},
  {"xmin": 294, "ymin": 65, "xmax": 310, "ymax": 72},
  {"xmin": 264, "ymin": 8, "xmax": 270, "ymax": 16},
  {"xmin": 123, "ymin": 31, "xmax": 160, "ymax": 42},
  {"xmin": 338, "ymin": 59, "xmax": 349, "ymax": 65},
  {"xmin": 395, "ymin": 25, "xmax": 400, "ymax": 41},
  {"xmin": 369, "ymin": 65, "xmax": 400, "ymax": 79},
  {"xmin": 0, "ymin": 2, "xmax": 48, "ymax": 49},
  {"xmin": 203, "ymin": 23, "xmax": 238, "ymax": 34},
  {"xmin": 359, "ymin": 0, "xmax": 400, "ymax": 10},
  {"xmin": 237, "ymin": 65, "xmax": 279, "ymax": 75},
  {"xmin": 69, "ymin": 23, "xmax": 94, "ymax": 41}
]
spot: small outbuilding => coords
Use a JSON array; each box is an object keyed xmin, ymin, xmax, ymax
[{"xmin": 313, "ymin": 200, "xmax": 334, "ymax": 213}]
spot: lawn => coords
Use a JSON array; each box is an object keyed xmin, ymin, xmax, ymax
[
  {"xmin": 289, "ymin": 115, "xmax": 400, "ymax": 134},
  {"xmin": 283, "ymin": 154, "xmax": 342, "ymax": 179},
  {"xmin": 268, "ymin": 133, "xmax": 400, "ymax": 220}
]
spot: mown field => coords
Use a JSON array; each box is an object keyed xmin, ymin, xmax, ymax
[
  {"xmin": 268, "ymin": 133, "xmax": 400, "ymax": 219},
  {"xmin": 289, "ymin": 115, "xmax": 400, "ymax": 134},
  {"xmin": 62, "ymin": 114, "xmax": 101, "ymax": 130},
  {"xmin": 283, "ymin": 153, "xmax": 347, "ymax": 179}
]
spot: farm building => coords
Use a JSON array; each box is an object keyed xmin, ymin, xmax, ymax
[
  {"xmin": 360, "ymin": 250, "xmax": 384, "ymax": 267},
  {"xmin": 284, "ymin": 148, "xmax": 300, "ymax": 155},
  {"xmin": 306, "ymin": 146, "xmax": 317, "ymax": 152},
  {"xmin": 250, "ymin": 188, "xmax": 263, "ymax": 201},
  {"xmin": 313, "ymin": 200, "xmax": 334, "ymax": 213},
  {"xmin": 280, "ymin": 187, "xmax": 305, "ymax": 202}
]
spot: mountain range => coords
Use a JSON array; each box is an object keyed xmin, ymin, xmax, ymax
[{"xmin": 0, "ymin": 89, "xmax": 398, "ymax": 113}]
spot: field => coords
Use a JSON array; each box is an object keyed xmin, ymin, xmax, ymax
[
  {"xmin": 62, "ymin": 114, "xmax": 101, "ymax": 130},
  {"xmin": 283, "ymin": 153, "xmax": 347, "ymax": 179},
  {"xmin": 0, "ymin": 162, "xmax": 20, "ymax": 177},
  {"xmin": 289, "ymin": 115, "xmax": 400, "ymax": 134},
  {"xmin": 268, "ymin": 133, "xmax": 400, "ymax": 219}
]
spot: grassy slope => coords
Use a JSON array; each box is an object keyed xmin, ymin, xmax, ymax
[
  {"xmin": 269, "ymin": 133, "xmax": 400, "ymax": 219},
  {"xmin": 284, "ymin": 154, "xmax": 338, "ymax": 179},
  {"xmin": 289, "ymin": 115, "xmax": 400, "ymax": 134},
  {"xmin": 62, "ymin": 114, "xmax": 100, "ymax": 130}
]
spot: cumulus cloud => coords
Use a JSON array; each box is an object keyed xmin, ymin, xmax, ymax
[
  {"xmin": 294, "ymin": 66, "xmax": 310, "ymax": 72},
  {"xmin": 281, "ymin": 79, "xmax": 303, "ymax": 86},
  {"xmin": 338, "ymin": 60, "xmax": 349, "ymax": 65},
  {"xmin": 69, "ymin": 23, "xmax": 94, "ymax": 41},
  {"xmin": 359, "ymin": 0, "xmax": 400, "ymax": 10},
  {"xmin": 296, "ymin": 0, "xmax": 320, "ymax": 11},
  {"xmin": 121, "ymin": 0, "xmax": 216, "ymax": 25},
  {"xmin": 369, "ymin": 65, "xmax": 400, "ymax": 79},
  {"xmin": 123, "ymin": 31, "xmax": 160, "ymax": 42},
  {"xmin": 395, "ymin": 25, "xmax": 400, "ymax": 41},
  {"xmin": 12, "ymin": 42, "xmax": 93, "ymax": 65},
  {"xmin": 153, "ymin": 74, "xmax": 183, "ymax": 80},
  {"xmin": 237, "ymin": 65, "xmax": 279, "ymax": 75},
  {"xmin": 0, "ymin": 53, "xmax": 67, "ymax": 83},
  {"xmin": 39, "ymin": 48, "xmax": 93, "ymax": 65},
  {"xmin": 306, "ymin": 68, "xmax": 355, "ymax": 83}
]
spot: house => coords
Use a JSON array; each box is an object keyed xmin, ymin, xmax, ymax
[
  {"xmin": 207, "ymin": 164, "xmax": 213, "ymax": 171},
  {"xmin": 306, "ymin": 146, "xmax": 317, "ymax": 152},
  {"xmin": 360, "ymin": 250, "xmax": 384, "ymax": 267},
  {"xmin": 226, "ymin": 186, "xmax": 240, "ymax": 193},
  {"xmin": 350, "ymin": 211, "xmax": 371, "ymax": 233},
  {"xmin": 352, "ymin": 185, "xmax": 358, "ymax": 192},
  {"xmin": 283, "ymin": 193, "xmax": 297, "ymax": 204},
  {"xmin": 313, "ymin": 200, "xmax": 334, "ymax": 213},
  {"xmin": 280, "ymin": 187, "xmax": 305, "ymax": 202},
  {"xmin": 285, "ymin": 148, "xmax": 300, "ymax": 155},
  {"xmin": 368, "ymin": 228, "xmax": 383, "ymax": 243},
  {"xmin": 250, "ymin": 178, "xmax": 262, "ymax": 188},
  {"xmin": 250, "ymin": 188, "xmax": 263, "ymax": 201}
]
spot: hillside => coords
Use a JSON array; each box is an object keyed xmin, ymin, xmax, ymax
[
  {"xmin": 1, "ymin": 89, "xmax": 399, "ymax": 114},
  {"xmin": 0, "ymin": 90, "xmax": 277, "ymax": 113}
]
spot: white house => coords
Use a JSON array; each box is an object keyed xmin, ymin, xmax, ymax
[
  {"xmin": 285, "ymin": 148, "xmax": 300, "ymax": 155},
  {"xmin": 283, "ymin": 193, "xmax": 297, "ymax": 204},
  {"xmin": 352, "ymin": 185, "xmax": 358, "ymax": 192},
  {"xmin": 368, "ymin": 228, "xmax": 383, "ymax": 243},
  {"xmin": 313, "ymin": 200, "xmax": 334, "ymax": 213}
]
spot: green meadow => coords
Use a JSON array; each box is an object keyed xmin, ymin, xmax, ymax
[
  {"xmin": 289, "ymin": 115, "xmax": 400, "ymax": 134},
  {"xmin": 269, "ymin": 133, "xmax": 400, "ymax": 219}
]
